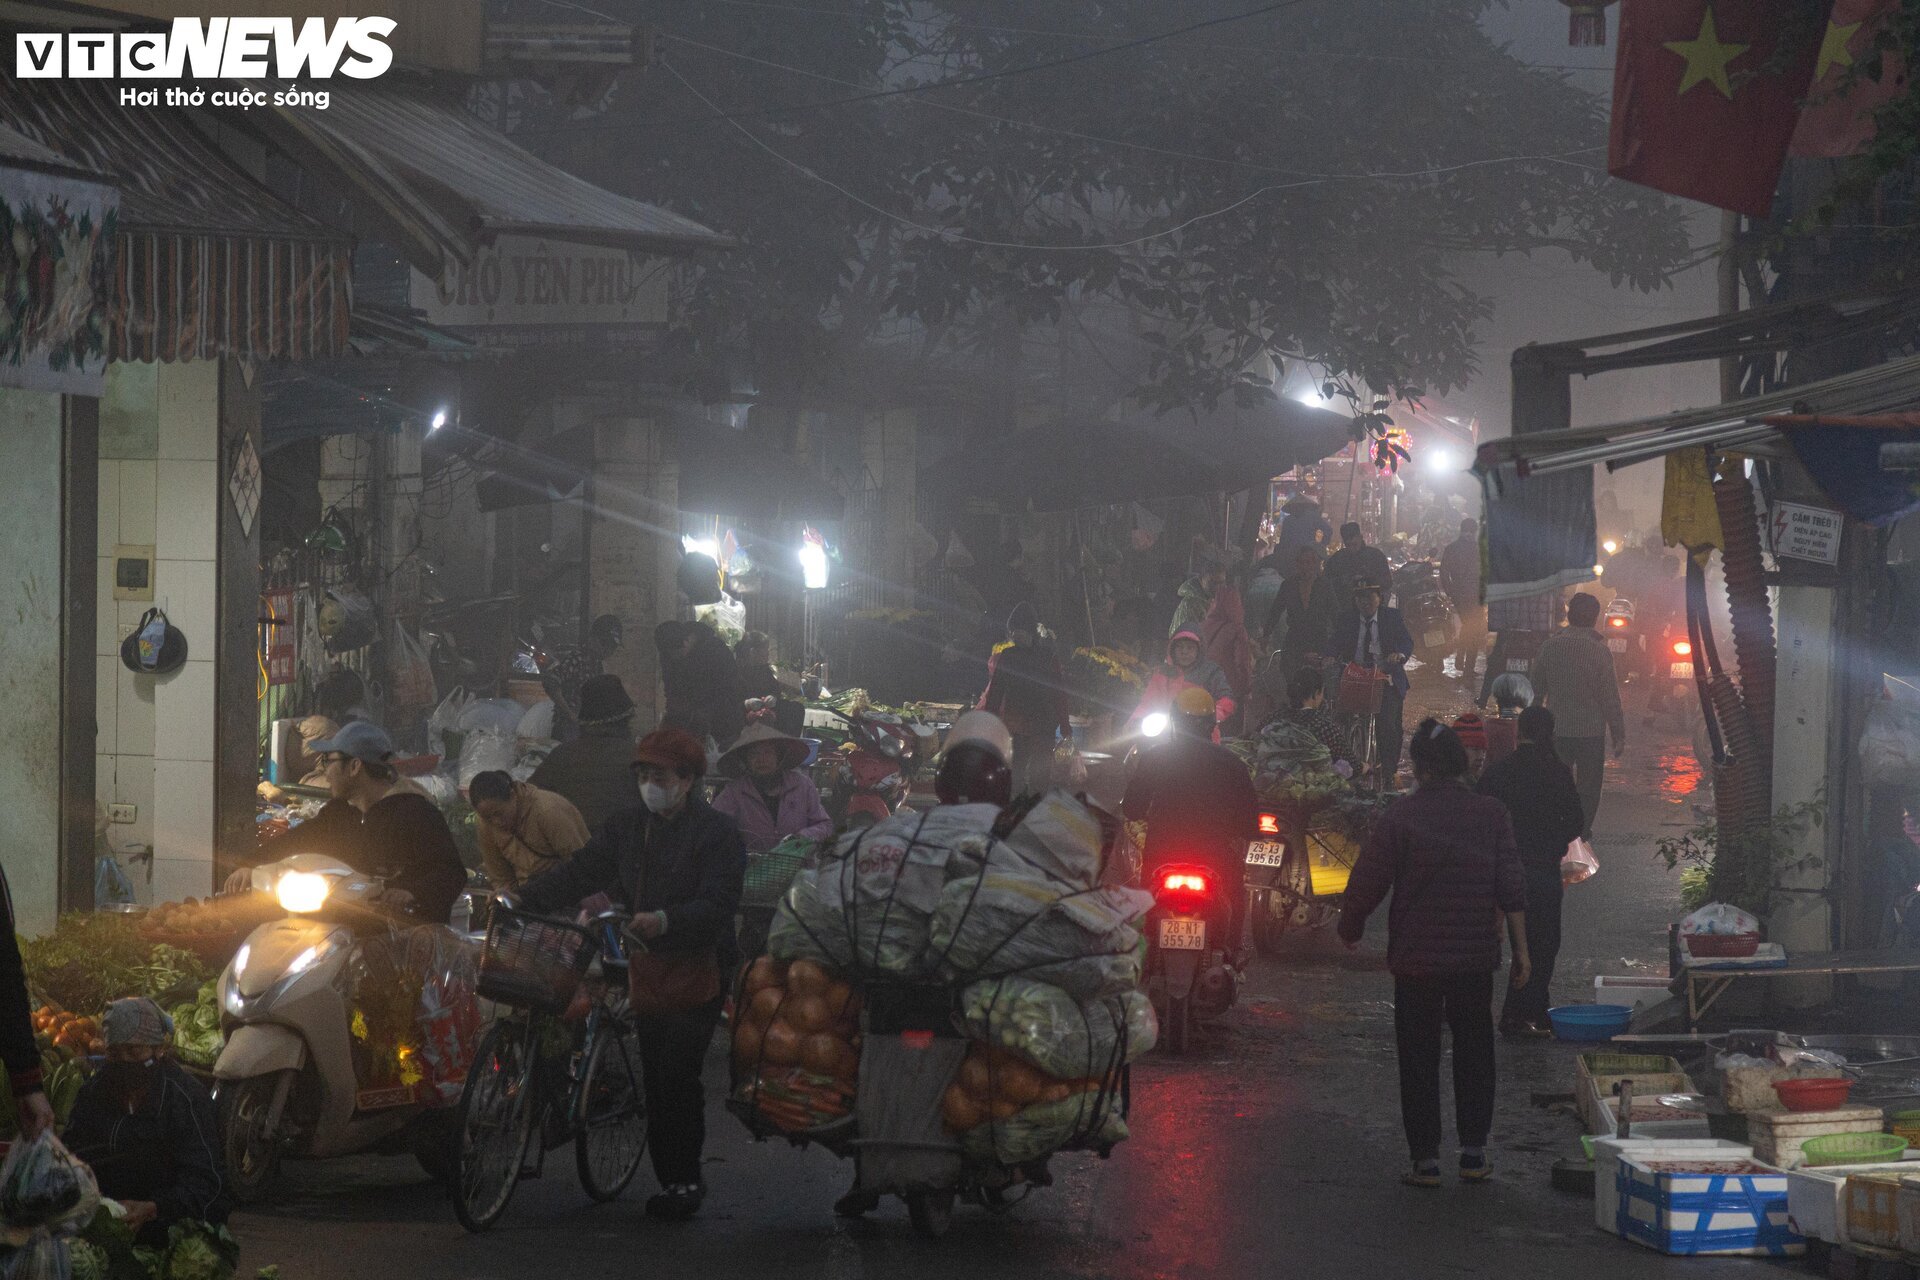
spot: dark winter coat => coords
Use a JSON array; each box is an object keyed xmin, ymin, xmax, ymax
[
  {"xmin": 656, "ymin": 623, "xmax": 743, "ymax": 745},
  {"xmin": 0, "ymin": 867, "xmax": 39, "ymax": 1097},
  {"xmin": 516, "ymin": 796, "xmax": 748, "ymax": 971},
  {"xmin": 1337, "ymin": 780, "xmax": 1526, "ymax": 977},
  {"xmin": 1325, "ymin": 605, "xmax": 1416, "ymax": 694},
  {"xmin": 978, "ymin": 640, "xmax": 1072, "ymax": 738},
  {"xmin": 1476, "ymin": 742, "xmax": 1586, "ymax": 871},
  {"xmin": 530, "ymin": 723, "xmax": 638, "ymax": 835},
  {"xmin": 65, "ymin": 1059, "xmax": 230, "ymax": 1232}
]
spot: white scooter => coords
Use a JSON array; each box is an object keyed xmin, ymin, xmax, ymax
[{"xmin": 213, "ymin": 854, "xmax": 474, "ymax": 1202}]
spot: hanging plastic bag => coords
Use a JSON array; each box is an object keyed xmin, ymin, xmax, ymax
[
  {"xmin": 426, "ymin": 687, "xmax": 471, "ymax": 759},
  {"xmin": 388, "ymin": 622, "xmax": 436, "ymax": 710},
  {"xmin": 1680, "ymin": 901, "xmax": 1761, "ymax": 937},
  {"xmin": 1560, "ymin": 837, "xmax": 1599, "ymax": 886},
  {"xmin": 317, "ymin": 590, "xmax": 377, "ymax": 653},
  {"xmin": 0, "ymin": 1131, "xmax": 99, "ymax": 1280}
]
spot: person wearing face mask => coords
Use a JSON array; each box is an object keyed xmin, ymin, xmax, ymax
[
  {"xmin": 63, "ymin": 998, "xmax": 228, "ymax": 1245},
  {"xmin": 514, "ymin": 727, "xmax": 746, "ymax": 1223}
]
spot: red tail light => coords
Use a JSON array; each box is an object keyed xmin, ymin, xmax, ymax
[
  {"xmin": 1162, "ymin": 872, "xmax": 1209, "ymax": 894},
  {"xmin": 901, "ymin": 1030, "xmax": 934, "ymax": 1050},
  {"xmin": 1608, "ymin": 616, "xmax": 1627, "ymax": 627},
  {"xmin": 1257, "ymin": 812, "xmax": 1281, "ymax": 836},
  {"xmin": 1672, "ymin": 640, "xmax": 1693, "ymax": 656}
]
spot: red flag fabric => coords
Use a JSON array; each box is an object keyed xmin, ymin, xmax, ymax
[
  {"xmin": 1789, "ymin": 0, "xmax": 1905, "ymax": 157},
  {"xmin": 1609, "ymin": 0, "xmax": 1832, "ymax": 216}
]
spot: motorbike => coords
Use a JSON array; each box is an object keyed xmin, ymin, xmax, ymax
[
  {"xmin": 213, "ymin": 854, "xmax": 476, "ymax": 1202},
  {"xmin": 1602, "ymin": 596, "xmax": 1644, "ymax": 683},
  {"xmin": 813, "ymin": 707, "xmax": 936, "ymax": 828},
  {"xmin": 1392, "ymin": 559, "xmax": 1459, "ymax": 669},
  {"xmin": 1244, "ymin": 808, "xmax": 1359, "ymax": 955},
  {"xmin": 1144, "ymin": 854, "xmax": 1240, "ymax": 1054}
]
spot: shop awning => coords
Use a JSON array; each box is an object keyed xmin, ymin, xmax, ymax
[
  {"xmin": 0, "ymin": 77, "xmax": 353, "ymax": 363},
  {"xmin": 476, "ymin": 423, "xmax": 844, "ymax": 520},
  {"xmin": 925, "ymin": 400, "xmax": 1355, "ymax": 512},
  {"xmin": 254, "ymin": 80, "xmax": 732, "ymax": 275}
]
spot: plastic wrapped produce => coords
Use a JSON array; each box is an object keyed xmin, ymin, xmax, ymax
[
  {"xmin": 938, "ymin": 1042, "xmax": 1129, "ymax": 1165},
  {"xmin": 928, "ymin": 858, "xmax": 1153, "ymax": 999},
  {"xmin": 959, "ymin": 978, "xmax": 1157, "ymax": 1081},
  {"xmin": 0, "ymin": 1134, "xmax": 99, "ymax": 1280},
  {"xmin": 767, "ymin": 804, "xmax": 1000, "ymax": 977}
]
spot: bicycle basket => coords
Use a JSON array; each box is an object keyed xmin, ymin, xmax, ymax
[
  {"xmin": 477, "ymin": 907, "xmax": 594, "ymax": 1013},
  {"xmin": 741, "ymin": 840, "xmax": 811, "ymax": 911}
]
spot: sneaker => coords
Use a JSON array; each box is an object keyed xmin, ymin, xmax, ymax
[
  {"xmin": 1402, "ymin": 1160, "xmax": 1442, "ymax": 1188},
  {"xmin": 646, "ymin": 1183, "xmax": 707, "ymax": 1221},
  {"xmin": 1460, "ymin": 1152, "xmax": 1493, "ymax": 1182}
]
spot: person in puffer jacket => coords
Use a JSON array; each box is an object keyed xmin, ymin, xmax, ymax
[
  {"xmin": 1126, "ymin": 629, "xmax": 1236, "ymax": 739},
  {"xmin": 1338, "ymin": 719, "xmax": 1529, "ymax": 1189}
]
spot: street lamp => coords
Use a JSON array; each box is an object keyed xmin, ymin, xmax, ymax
[{"xmin": 429, "ymin": 408, "xmax": 447, "ymax": 433}]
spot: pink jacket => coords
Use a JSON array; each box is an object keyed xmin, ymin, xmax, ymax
[{"xmin": 710, "ymin": 770, "xmax": 833, "ymax": 854}]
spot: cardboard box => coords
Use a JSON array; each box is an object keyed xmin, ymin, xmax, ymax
[
  {"xmin": 1847, "ymin": 1172, "xmax": 1907, "ymax": 1249},
  {"xmin": 1615, "ymin": 1157, "xmax": 1803, "ymax": 1257}
]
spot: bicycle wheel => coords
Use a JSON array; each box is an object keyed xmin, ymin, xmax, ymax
[
  {"xmin": 453, "ymin": 1019, "xmax": 537, "ymax": 1233},
  {"xmin": 574, "ymin": 1013, "xmax": 648, "ymax": 1201}
]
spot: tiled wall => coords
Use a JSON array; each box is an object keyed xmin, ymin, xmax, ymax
[{"xmin": 95, "ymin": 361, "xmax": 221, "ymax": 904}]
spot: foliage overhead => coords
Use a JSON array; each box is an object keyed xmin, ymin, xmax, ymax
[{"xmin": 510, "ymin": 0, "xmax": 1693, "ymax": 410}]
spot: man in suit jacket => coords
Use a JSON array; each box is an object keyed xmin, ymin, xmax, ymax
[{"xmin": 1327, "ymin": 578, "xmax": 1414, "ymax": 784}]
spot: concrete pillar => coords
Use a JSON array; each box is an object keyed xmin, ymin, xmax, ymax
[
  {"xmin": 214, "ymin": 360, "xmax": 262, "ymax": 883},
  {"xmin": 0, "ymin": 387, "xmax": 88, "ymax": 933},
  {"xmin": 585, "ymin": 417, "xmax": 676, "ymax": 728},
  {"xmin": 1770, "ymin": 579, "xmax": 1836, "ymax": 1007},
  {"xmin": 861, "ymin": 409, "xmax": 919, "ymax": 606}
]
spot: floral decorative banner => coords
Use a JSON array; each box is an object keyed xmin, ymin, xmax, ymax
[{"xmin": 0, "ymin": 165, "xmax": 116, "ymax": 396}]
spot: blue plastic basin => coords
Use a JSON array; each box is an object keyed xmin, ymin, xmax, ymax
[{"xmin": 1548, "ymin": 1004, "xmax": 1634, "ymax": 1043}]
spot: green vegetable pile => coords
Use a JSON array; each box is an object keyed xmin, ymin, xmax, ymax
[
  {"xmin": 168, "ymin": 985, "xmax": 223, "ymax": 1070},
  {"xmin": 20, "ymin": 915, "xmax": 209, "ymax": 1016},
  {"xmin": 75, "ymin": 1210, "xmax": 275, "ymax": 1280}
]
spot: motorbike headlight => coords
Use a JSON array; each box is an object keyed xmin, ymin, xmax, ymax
[
  {"xmin": 1141, "ymin": 712, "xmax": 1170, "ymax": 739},
  {"xmin": 276, "ymin": 871, "xmax": 332, "ymax": 914}
]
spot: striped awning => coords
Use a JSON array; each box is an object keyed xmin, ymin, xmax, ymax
[{"xmin": 0, "ymin": 78, "xmax": 352, "ymax": 363}]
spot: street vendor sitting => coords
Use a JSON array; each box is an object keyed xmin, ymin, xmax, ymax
[
  {"xmin": 64, "ymin": 998, "xmax": 229, "ymax": 1246},
  {"xmin": 469, "ymin": 771, "xmax": 591, "ymax": 891},
  {"xmin": 709, "ymin": 723, "xmax": 832, "ymax": 854}
]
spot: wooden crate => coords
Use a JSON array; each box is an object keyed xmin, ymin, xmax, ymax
[{"xmin": 1750, "ymin": 1106, "xmax": 1886, "ymax": 1170}]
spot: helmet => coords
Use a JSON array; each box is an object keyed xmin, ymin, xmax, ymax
[
  {"xmin": 1172, "ymin": 687, "xmax": 1217, "ymax": 718},
  {"xmin": 1489, "ymin": 672, "xmax": 1534, "ymax": 716},
  {"xmin": 935, "ymin": 711, "xmax": 1014, "ymax": 807}
]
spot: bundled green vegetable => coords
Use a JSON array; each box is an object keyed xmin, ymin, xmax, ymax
[
  {"xmin": 20, "ymin": 916, "xmax": 209, "ymax": 1016},
  {"xmin": 168, "ymin": 986, "xmax": 223, "ymax": 1070},
  {"xmin": 959, "ymin": 1090, "xmax": 1129, "ymax": 1166},
  {"xmin": 959, "ymin": 979, "xmax": 1156, "ymax": 1081}
]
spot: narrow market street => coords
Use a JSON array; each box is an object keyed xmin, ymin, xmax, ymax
[{"xmin": 231, "ymin": 675, "xmax": 1755, "ymax": 1280}]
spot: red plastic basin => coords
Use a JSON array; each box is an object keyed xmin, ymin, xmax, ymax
[
  {"xmin": 1774, "ymin": 1077, "xmax": 1854, "ymax": 1112},
  {"xmin": 1685, "ymin": 933, "xmax": 1761, "ymax": 958}
]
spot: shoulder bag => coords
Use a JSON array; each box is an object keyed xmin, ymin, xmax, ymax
[{"xmin": 626, "ymin": 812, "xmax": 725, "ymax": 1016}]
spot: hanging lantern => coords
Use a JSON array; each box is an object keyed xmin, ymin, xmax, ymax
[{"xmin": 1560, "ymin": 0, "xmax": 1618, "ymax": 47}]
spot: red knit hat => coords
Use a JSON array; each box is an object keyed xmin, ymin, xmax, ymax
[
  {"xmin": 1450, "ymin": 712, "xmax": 1488, "ymax": 750},
  {"xmin": 632, "ymin": 726, "xmax": 709, "ymax": 777}
]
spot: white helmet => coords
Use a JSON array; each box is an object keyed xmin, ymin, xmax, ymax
[{"xmin": 944, "ymin": 710, "xmax": 1013, "ymax": 766}]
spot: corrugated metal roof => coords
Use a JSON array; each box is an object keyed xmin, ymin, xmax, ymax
[
  {"xmin": 295, "ymin": 81, "xmax": 730, "ymax": 258},
  {"xmin": 0, "ymin": 77, "xmax": 347, "ymax": 242},
  {"xmin": 0, "ymin": 121, "xmax": 104, "ymax": 179}
]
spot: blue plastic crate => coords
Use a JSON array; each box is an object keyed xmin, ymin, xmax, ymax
[{"xmin": 1615, "ymin": 1158, "xmax": 1804, "ymax": 1257}]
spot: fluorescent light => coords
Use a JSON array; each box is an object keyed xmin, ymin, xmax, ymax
[
  {"xmin": 681, "ymin": 536, "xmax": 719, "ymax": 560},
  {"xmin": 798, "ymin": 542, "xmax": 829, "ymax": 590},
  {"xmin": 1425, "ymin": 448, "xmax": 1455, "ymax": 473}
]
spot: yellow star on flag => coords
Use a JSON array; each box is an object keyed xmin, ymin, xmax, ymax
[
  {"xmin": 1814, "ymin": 18, "xmax": 1861, "ymax": 81},
  {"xmin": 1664, "ymin": 7, "xmax": 1750, "ymax": 99}
]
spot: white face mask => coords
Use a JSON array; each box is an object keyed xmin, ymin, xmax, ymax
[{"xmin": 640, "ymin": 780, "xmax": 688, "ymax": 814}]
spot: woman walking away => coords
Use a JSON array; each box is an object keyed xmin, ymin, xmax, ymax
[
  {"xmin": 1337, "ymin": 719, "xmax": 1529, "ymax": 1187},
  {"xmin": 515, "ymin": 727, "xmax": 746, "ymax": 1221}
]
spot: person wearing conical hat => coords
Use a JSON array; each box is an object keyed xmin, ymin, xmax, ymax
[{"xmin": 709, "ymin": 722, "xmax": 832, "ymax": 855}]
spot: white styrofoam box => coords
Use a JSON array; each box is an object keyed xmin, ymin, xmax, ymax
[
  {"xmin": 1750, "ymin": 1106, "xmax": 1886, "ymax": 1169},
  {"xmin": 1847, "ymin": 1172, "xmax": 1907, "ymax": 1249},
  {"xmin": 1616, "ymin": 1157, "xmax": 1803, "ymax": 1257},
  {"xmin": 1892, "ymin": 1174, "xmax": 1920, "ymax": 1255},
  {"xmin": 1593, "ymin": 1138, "xmax": 1750, "ymax": 1235},
  {"xmin": 1588, "ymin": 1087, "xmax": 1712, "ymax": 1139},
  {"xmin": 1579, "ymin": 1069, "xmax": 1696, "ymax": 1136},
  {"xmin": 1786, "ymin": 1162, "xmax": 1913, "ymax": 1244},
  {"xmin": 1595, "ymin": 974, "xmax": 1669, "ymax": 1010}
]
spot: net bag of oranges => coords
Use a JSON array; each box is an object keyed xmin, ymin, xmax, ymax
[{"xmin": 730, "ymin": 957, "xmax": 863, "ymax": 1136}]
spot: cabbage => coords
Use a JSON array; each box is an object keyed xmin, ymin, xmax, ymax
[
  {"xmin": 158, "ymin": 1223, "xmax": 238, "ymax": 1280},
  {"xmin": 69, "ymin": 1237, "xmax": 109, "ymax": 1280}
]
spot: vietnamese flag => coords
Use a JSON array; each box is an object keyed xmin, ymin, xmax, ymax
[
  {"xmin": 1790, "ymin": 0, "xmax": 1905, "ymax": 157},
  {"xmin": 1610, "ymin": 0, "xmax": 1833, "ymax": 216}
]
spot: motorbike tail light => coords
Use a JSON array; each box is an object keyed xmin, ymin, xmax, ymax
[
  {"xmin": 1162, "ymin": 872, "xmax": 1209, "ymax": 894},
  {"xmin": 901, "ymin": 1030, "xmax": 934, "ymax": 1050},
  {"xmin": 1672, "ymin": 640, "xmax": 1693, "ymax": 657},
  {"xmin": 1608, "ymin": 616, "xmax": 1627, "ymax": 627},
  {"xmin": 1257, "ymin": 813, "xmax": 1281, "ymax": 836}
]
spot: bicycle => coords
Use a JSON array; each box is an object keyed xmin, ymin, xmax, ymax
[{"xmin": 452, "ymin": 904, "xmax": 649, "ymax": 1233}]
